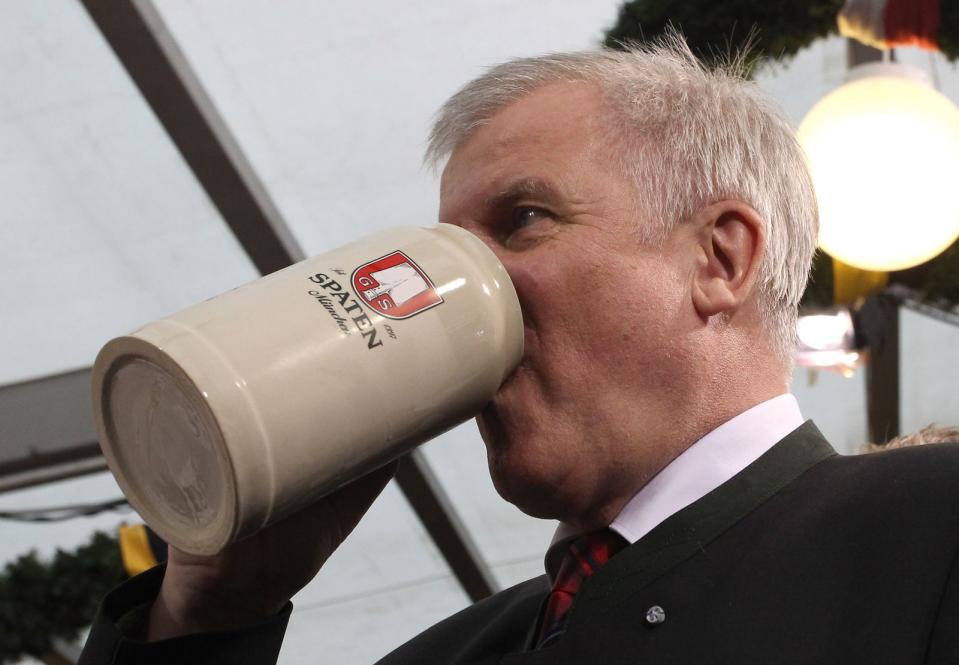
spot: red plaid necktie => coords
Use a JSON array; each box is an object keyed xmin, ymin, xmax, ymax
[{"xmin": 535, "ymin": 528, "xmax": 627, "ymax": 649}]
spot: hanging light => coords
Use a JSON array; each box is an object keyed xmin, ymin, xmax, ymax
[{"xmin": 797, "ymin": 62, "xmax": 959, "ymax": 271}]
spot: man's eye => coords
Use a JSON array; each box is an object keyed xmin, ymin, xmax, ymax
[{"xmin": 512, "ymin": 207, "xmax": 551, "ymax": 230}]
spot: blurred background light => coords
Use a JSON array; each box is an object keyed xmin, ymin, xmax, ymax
[
  {"xmin": 795, "ymin": 308, "xmax": 861, "ymax": 375},
  {"xmin": 798, "ymin": 62, "xmax": 959, "ymax": 271}
]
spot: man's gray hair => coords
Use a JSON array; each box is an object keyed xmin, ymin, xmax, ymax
[{"xmin": 426, "ymin": 36, "xmax": 818, "ymax": 366}]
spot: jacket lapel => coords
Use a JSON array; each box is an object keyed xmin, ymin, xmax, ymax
[
  {"xmin": 499, "ymin": 420, "xmax": 836, "ymax": 664},
  {"xmin": 582, "ymin": 421, "xmax": 836, "ymax": 608}
]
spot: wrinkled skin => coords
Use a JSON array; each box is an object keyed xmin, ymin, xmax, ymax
[{"xmin": 438, "ymin": 82, "xmax": 714, "ymax": 529}]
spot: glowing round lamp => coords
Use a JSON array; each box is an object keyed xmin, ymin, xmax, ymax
[{"xmin": 797, "ymin": 62, "xmax": 959, "ymax": 271}]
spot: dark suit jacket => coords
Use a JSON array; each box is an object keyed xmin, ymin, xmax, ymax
[{"xmin": 79, "ymin": 422, "xmax": 959, "ymax": 664}]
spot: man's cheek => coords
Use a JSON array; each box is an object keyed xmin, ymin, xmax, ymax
[{"xmin": 504, "ymin": 262, "xmax": 567, "ymax": 323}]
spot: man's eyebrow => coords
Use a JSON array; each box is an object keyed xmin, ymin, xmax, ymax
[{"xmin": 483, "ymin": 178, "xmax": 560, "ymax": 209}]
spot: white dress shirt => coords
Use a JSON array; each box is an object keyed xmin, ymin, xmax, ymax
[{"xmin": 548, "ymin": 394, "xmax": 806, "ymax": 564}]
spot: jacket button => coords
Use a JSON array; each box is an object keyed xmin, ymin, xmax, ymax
[{"xmin": 645, "ymin": 605, "xmax": 666, "ymax": 625}]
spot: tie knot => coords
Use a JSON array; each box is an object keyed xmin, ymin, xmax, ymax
[
  {"xmin": 550, "ymin": 528, "xmax": 627, "ymax": 593},
  {"xmin": 536, "ymin": 528, "xmax": 627, "ymax": 649}
]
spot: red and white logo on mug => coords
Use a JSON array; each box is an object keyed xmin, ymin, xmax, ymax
[{"xmin": 352, "ymin": 251, "xmax": 443, "ymax": 319}]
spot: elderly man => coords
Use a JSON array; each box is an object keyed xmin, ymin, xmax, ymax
[{"xmin": 79, "ymin": 40, "xmax": 959, "ymax": 664}]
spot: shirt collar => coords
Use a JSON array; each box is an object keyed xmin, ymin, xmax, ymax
[{"xmin": 546, "ymin": 393, "xmax": 804, "ymax": 577}]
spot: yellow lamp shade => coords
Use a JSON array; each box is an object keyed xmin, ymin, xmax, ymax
[{"xmin": 798, "ymin": 63, "xmax": 959, "ymax": 271}]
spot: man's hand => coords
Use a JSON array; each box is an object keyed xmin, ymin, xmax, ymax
[{"xmin": 146, "ymin": 462, "xmax": 397, "ymax": 640}]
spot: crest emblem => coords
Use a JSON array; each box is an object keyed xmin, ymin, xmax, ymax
[{"xmin": 351, "ymin": 250, "xmax": 443, "ymax": 319}]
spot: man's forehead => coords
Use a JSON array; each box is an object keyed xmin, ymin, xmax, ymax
[
  {"xmin": 461, "ymin": 82, "xmax": 599, "ymax": 152},
  {"xmin": 439, "ymin": 82, "xmax": 602, "ymax": 200}
]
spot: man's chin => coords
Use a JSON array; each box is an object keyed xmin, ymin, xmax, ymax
[
  {"xmin": 487, "ymin": 457, "xmax": 569, "ymax": 520},
  {"xmin": 476, "ymin": 402, "xmax": 504, "ymax": 449},
  {"xmin": 476, "ymin": 383, "xmax": 568, "ymax": 516},
  {"xmin": 482, "ymin": 425, "xmax": 569, "ymax": 520}
]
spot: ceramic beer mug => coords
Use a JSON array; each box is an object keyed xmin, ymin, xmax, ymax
[{"xmin": 91, "ymin": 224, "xmax": 523, "ymax": 555}]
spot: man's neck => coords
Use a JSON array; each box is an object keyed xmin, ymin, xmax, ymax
[{"xmin": 549, "ymin": 393, "xmax": 804, "ymax": 550}]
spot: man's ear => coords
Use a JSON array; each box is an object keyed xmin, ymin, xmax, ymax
[{"xmin": 690, "ymin": 200, "xmax": 765, "ymax": 320}]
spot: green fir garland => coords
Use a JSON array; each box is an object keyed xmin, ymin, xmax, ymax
[
  {"xmin": 605, "ymin": 0, "xmax": 845, "ymax": 75},
  {"xmin": 0, "ymin": 532, "xmax": 123, "ymax": 664},
  {"xmin": 604, "ymin": 0, "xmax": 959, "ymax": 65}
]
